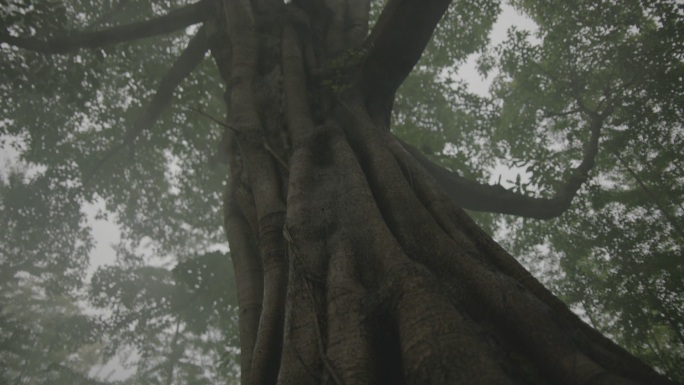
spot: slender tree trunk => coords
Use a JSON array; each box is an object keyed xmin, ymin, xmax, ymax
[{"xmin": 201, "ymin": 1, "xmax": 678, "ymax": 384}]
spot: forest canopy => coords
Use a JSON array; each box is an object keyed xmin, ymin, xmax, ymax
[{"xmin": 0, "ymin": 0, "xmax": 682, "ymax": 384}]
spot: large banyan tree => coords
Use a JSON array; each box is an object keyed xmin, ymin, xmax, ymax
[{"xmin": 1, "ymin": 0, "xmax": 682, "ymax": 384}]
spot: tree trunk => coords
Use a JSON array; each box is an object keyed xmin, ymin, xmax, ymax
[{"xmin": 203, "ymin": 1, "xmax": 677, "ymax": 384}]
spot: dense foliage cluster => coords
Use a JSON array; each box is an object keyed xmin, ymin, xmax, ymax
[{"xmin": 0, "ymin": 0, "xmax": 681, "ymax": 383}]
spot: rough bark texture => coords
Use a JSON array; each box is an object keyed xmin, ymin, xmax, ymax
[
  {"xmin": 197, "ymin": 1, "xmax": 679, "ymax": 384},
  {"xmin": 0, "ymin": 0, "xmax": 677, "ymax": 383}
]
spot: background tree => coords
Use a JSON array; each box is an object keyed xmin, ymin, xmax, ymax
[
  {"xmin": 0, "ymin": 169, "xmax": 101, "ymax": 384},
  {"xmin": 0, "ymin": 168, "xmax": 240, "ymax": 384},
  {"xmin": 88, "ymin": 252, "xmax": 240, "ymax": 384},
  {"xmin": 0, "ymin": 0, "xmax": 682, "ymax": 384},
  {"xmin": 471, "ymin": 0, "xmax": 684, "ymax": 377}
]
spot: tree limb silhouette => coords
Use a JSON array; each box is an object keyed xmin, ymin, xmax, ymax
[
  {"xmin": 83, "ymin": 27, "xmax": 209, "ymax": 184},
  {"xmin": 0, "ymin": 0, "xmax": 212, "ymax": 54},
  {"xmin": 355, "ymin": 0, "xmax": 451, "ymax": 126},
  {"xmin": 400, "ymin": 111, "xmax": 608, "ymax": 219}
]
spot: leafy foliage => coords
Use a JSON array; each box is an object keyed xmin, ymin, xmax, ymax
[
  {"xmin": 1, "ymin": 1, "xmax": 238, "ymax": 382},
  {"xmin": 395, "ymin": 0, "xmax": 683, "ymax": 380},
  {"xmin": 0, "ymin": 169, "xmax": 100, "ymax": 384},
  {"xmin": 88, "ymin": 251, "xmax": 239, "ymax": 384},
  {"xmin": 0, "ymin": 0, "xmax": 682, "ymax": 382}
]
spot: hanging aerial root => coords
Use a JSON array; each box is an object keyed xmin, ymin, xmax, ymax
[{"xmin": 221, "ymin": 1, "xmax": 291, "ymax": 379}]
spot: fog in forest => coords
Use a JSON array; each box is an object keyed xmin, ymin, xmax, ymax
[{"xmin": 1, "ymin": 0, "xmax": 682, "ymax": 384}]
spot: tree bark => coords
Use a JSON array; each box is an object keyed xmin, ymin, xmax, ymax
[
  {"xmin": 199, "ymin": 1, "xmax": 678, "ymax": 384},
  {"xmin": 1, "ymin": 0, "xmax": 678, "ymax": 383}
]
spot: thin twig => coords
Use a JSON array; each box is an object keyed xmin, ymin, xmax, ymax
[{"xmin": 189, "ymin": 107, "xmax": 290, "ymax": 173}]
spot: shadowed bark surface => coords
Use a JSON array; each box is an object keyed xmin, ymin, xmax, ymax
[{"xmin": 205, "ymin": 1, "xmax": 679, "ymax": 384}]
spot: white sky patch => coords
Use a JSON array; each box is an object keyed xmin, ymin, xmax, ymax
[
  {"xmin": 164, "ymin": 149, "xmax": 183, "ymax": 196},
  {"xmin": 457, "ymin": 2, "xmax": 539, "ymax": 96},
  {"xmin": 444, "ymin": 3, "xmax": 541, "ymax": 190},
  {"xmin": 0, "ymin": 134, "xmax": 47, "ymax": 180},
  {"xmin": 489, "ymin": 159, "xmax": 532, "ymax": 189},
  {"xmin": 0, "ymin": 135, "xmax": 22, "ymax": 179},
  {"xmin": 84, "ymin": 199, "xmax": 121, "ymax": 278},
  {"xmin": 88, "ymin": 348, "xmax": 139, "ymax": 382}
]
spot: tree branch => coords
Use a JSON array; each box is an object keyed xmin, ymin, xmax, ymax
[
  {"xmin": 83, "ymin": 27, "xmax": 209, "ymax": 184},
  {"xmin": 354, "ymin": 0, "xmax": 451, "ymax": 126},
  {"xmin": 399, "ymin": 113, "xmax": 606, "ymax": 219},
  {"xmin": 0, "ymin": 0, "xmax": 212, "ymax": 54},
  {"xmin": 344, "ymin": 0, "xmax": 370, "ymax": 48}
]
